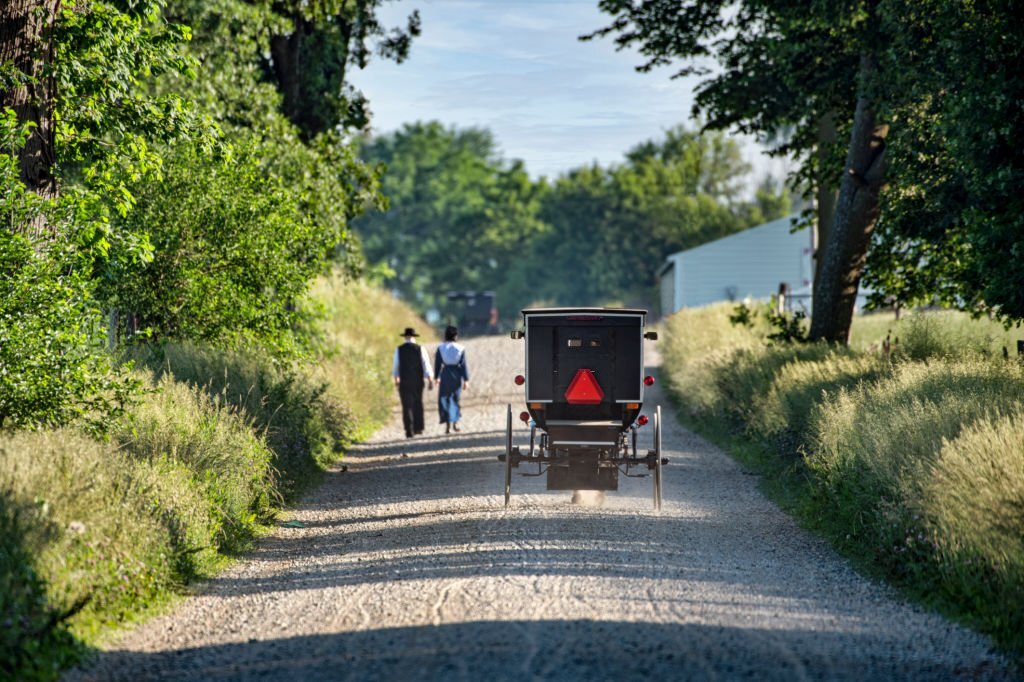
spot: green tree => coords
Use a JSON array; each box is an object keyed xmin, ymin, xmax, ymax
[
  {"xmin": 81, "ymin": 0, "xmax": 386, "ymax": 346},
  {"xmin": 0, "ymin": 114, "xmax": 132, "ymax": 431},
  {"xmin": 592, "ymin": 0, "xmax": 1024, "ymax": 335},
  {"xmin": 99, "ymin": 139, "xmax": 343, "ymax": 349},
  {"xmin": 1, "ymin": 0, "xmax": 63, "ymax": 199},
  {"xmin": 1, "ymin": 0, "xmax": 213, "ymax": 230},
  {"xmin": 1, "ymin": 0, "xmax": 209, "ymax": 429},
  {"xmin": 589, "ymin": 1, "xmax": 884, "ymax": 342},
  {"xmin": 506, "ymin": 126, "xmax": 788, "ymax": 312},
  {"xmin": 260, "ymin": 0, "xmax": 420, "ymax": 136},
  {"xmin": 867, "ymin": 0, "xmax": 1024, "ymax": 322},
  {"xmin": 355, "ymin": 121, "xmax": 546, "ymax": 312},
  {"xmin": 161, "ymin": 0, "xmax": 418, "ymax": 137}
]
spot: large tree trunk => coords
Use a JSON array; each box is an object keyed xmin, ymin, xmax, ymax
[
  {"xmin": 269, "ymin": 14, "xmax": 353, "ymax": 138},
  {"xmin": 268, "ymin": 17, "xmax": 309, "ymax": 132},
  {"xmin": 0, "ymin": 0, "xmax": 61, "ymax": 206},
  {"xmin": 809, "ymin": 54, "xmax": 888, "ymax": 344},
  {"xmin": 813, "ymin": 110, "xmax": 838, "ymax": 294}
]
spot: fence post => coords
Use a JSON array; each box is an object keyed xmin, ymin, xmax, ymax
[
  {"xmin": 126, "ymin": 311, "xmax": 138, "ymax": 340},
  {"xmin": 777, "ymin": 282, "xmax": 789, "ymax": 315},
  {"xmin": 107, "ymin": 309, "xmax": 119, "ymax": 351}
]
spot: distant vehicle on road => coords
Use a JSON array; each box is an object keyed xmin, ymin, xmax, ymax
[
  {"xmin": 444, "ymin": 291, "xmax": 499, "ymax": 336},
  {"xmin": 500, "ymin": 307, "xmax": 667, "ymax": 509}
]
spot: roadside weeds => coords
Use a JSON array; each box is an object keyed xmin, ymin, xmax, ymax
[{"xmin": 660, "ymin": 304, "xmax": 1024, "ymax": 664}]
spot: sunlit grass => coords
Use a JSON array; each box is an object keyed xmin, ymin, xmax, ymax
[
  {"xmin": 661, "ymin": 302, "xmax": 1024, "ymax": 657},
  {"xmin": 310, "ymin": 273, "xmax": 436, "ymax": 437},
  {"xmin": 0, "ymin": 273, "xmax": 429, "ymax": 678},
  {"xmin": 2, "ymin": 430, "xmax": 186, "ymax": 647},
  {"xmin": 851, "ymin": 309, "xmax": 1019, "ymax": 356}
]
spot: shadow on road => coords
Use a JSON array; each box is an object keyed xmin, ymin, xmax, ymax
[
  {"xmin": 310, "ymin": 429, "xmax": 531, "ymax": 507},
  {"xmin": 346, "ymin": 429, "xmax": 506, "ymax": 458},
  {"xmin": 71, "ymin": 619, "xmax": 993, "ymax": 681},
  {"xmin": 208, "ymin": 512, "xmax": 729, "ymax": 597}
]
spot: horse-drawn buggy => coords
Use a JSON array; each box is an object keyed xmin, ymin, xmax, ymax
[{"xmin": 499, "ymin": 307, "xmax": 667, "ymax": 510}]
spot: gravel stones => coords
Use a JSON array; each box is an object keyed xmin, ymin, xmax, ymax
[{"xmin": 67, "ymin": 336, "xmax": 1011, "ymax": 681}]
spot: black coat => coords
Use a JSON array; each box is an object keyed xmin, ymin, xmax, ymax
[{"xmin": 397, "ymin": 342, "xmax": 426, "ymax": 391}]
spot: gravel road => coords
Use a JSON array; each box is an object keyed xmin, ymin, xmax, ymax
[{"xmin": 68, "ymin": 336, "xmax": 1012, "ymax": 681}]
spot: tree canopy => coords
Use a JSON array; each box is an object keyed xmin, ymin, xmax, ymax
[
  {"xmin": 356, "ymin": 121, "xmax": 546, "ymax": 312},
  {"xmin": 591, "ymin": 0, "xmax": 1024, "ymax": 337},
  {"xmin": 355, "ymin": 122, "xmax": 791, "ymax": 316},
  {"xmin": 258, "ymin": 0, "xmax": 420, "ymax": 135},
  {"xmin": 1, "ymin": 0, "xmax": 395, "ymax": 426},
  {"xmin": 868, "ymin": 0, "xmax": 1024, "ymax": 321}
]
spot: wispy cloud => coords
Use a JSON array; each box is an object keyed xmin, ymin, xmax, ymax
[
  {"xmin": 351, "ymin": 1, "xmax": 775, "ymax": 179},
  {"xmin": 496, "ymin": 12, "xmax": 559, "ymax": 32}
]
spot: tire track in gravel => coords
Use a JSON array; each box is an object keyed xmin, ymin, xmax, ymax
[{"xmin": 67, "ymin": 336, "xmax": 1012, "ymax": 681}]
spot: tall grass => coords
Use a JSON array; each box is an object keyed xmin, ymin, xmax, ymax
[
  {"xmin": 661, "ymin": 303, "xmax": 1024, "ymax": 657},
  {"xmin": 744, "ymin": 351, "xmax": 886, "ymax": 443},
  {"xmin": 0, "ymin": 372, "xmax": 283, "ymax": 657},
  {"xmin": 131, "ymin": 343, "xmax": 348, "ymax": 499},
  {"xmin": 921, "ymin": 412, "xmax": 1024, "ymax": 633},
  {"xmin": 805, "ymin": 360, "xmax": 1024, "ymax": 642},
  {"xmin": 0, "ymin": 431, "xmax": 177, "ymax": 648},
  {"xmin": 0, "ymin": 274, "xmax": 428, "ymax": 679},
  {"xmin": 119, "ymin": 372, "xmax": 277, "ymax": 556},
  {"xmin": 310, "ymin": 274, "xmax": 436, "ymax": 434},
  {"xmin": 1, "ymin": 489, "xmax": 81, "ymax": 681},
  {"xmin": 850, "ymin": 308, "xmax": 1018, "ymax": 357},
  {"xmin": 660, "ymin": 303, "xmax": 770, "ymax": 415}
]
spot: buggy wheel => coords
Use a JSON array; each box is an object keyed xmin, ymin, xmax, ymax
[
  {"xmin": 653, "ymin": 405, "xmax": 663, "ymax": 512},
  {"xmin": 504, "ymin": 404, "xmax": 513, "ymax": 507}
]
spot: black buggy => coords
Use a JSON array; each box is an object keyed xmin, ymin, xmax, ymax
[
  {"xmin": 499, "ymin": 307, "xmax": 668, "ymax": 510},
  {"xmin": 444, "ymin": 290, "xmax": 498, "ymax": 336}
]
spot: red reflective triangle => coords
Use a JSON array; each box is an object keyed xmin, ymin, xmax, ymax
[{"xmin": 564, "ymin": 368, "xmax": 604, "ymax": 405}]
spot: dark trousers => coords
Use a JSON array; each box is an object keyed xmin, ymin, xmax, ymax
[{"xmin": 399, "ymin": 386, "xmax": 424, "ymax": 436}]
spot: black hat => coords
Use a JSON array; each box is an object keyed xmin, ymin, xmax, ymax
[{"xmin": 400, "ymin": 327, "xmax": 419, "ymax": 337}]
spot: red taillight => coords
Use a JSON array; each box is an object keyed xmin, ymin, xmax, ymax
[
  {"xmin": 637, "ymin": 415, "xmax": 649, "ymax": 427},
  {"xmin": 644, "ymin": 375, "xmax": 655, "ymax": 386},
  {"xmin": 564, "ymin": 369, "xmax": 604, "ymax": 405},
  {"xmin": 514, "ymin": 375, "xmax": 525, "ymax": 386},
  {"xmin": 519, "ymin": 411, "xmax": 531, "ymax": 423}
]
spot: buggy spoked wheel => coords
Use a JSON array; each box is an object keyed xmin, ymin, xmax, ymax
[
  {"xmin": 504, "ymin": 404, "xmax": 513, "ymax": 507},
  {"xmin": 653, "ymin": 405, "xmax": 663, "ymax": 512}
]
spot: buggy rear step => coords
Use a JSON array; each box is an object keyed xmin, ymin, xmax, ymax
[{"xmin": 500, "ymin": 403, "xmax": 668, "ymax": 509}]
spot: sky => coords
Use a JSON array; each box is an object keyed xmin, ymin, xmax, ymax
[{"xmin": 349, "ymin": 0, "xmax": 789, "ymax": 182}]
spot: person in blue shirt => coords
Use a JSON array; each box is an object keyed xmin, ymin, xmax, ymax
[
  {"xmin": 392, "ymin": 327, "xmax": 433, "ymax": 438},
  {"xmin": 434, "ymin": 325, "xmax": 469, "ymax": 433}
]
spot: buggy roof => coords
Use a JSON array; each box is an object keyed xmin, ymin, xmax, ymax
[{"xmin": 521, "ymin": 307, "xmax": 647, "ymax": 316}]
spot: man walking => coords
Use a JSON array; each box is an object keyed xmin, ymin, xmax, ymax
[{"xmin": 392, "ymin": 327, "xmax": 433, "ymax": 438}]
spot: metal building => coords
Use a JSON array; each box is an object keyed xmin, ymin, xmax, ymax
[{"xmin": 658, "ymin": 215, "xmax": 812, "ymax": 314}]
